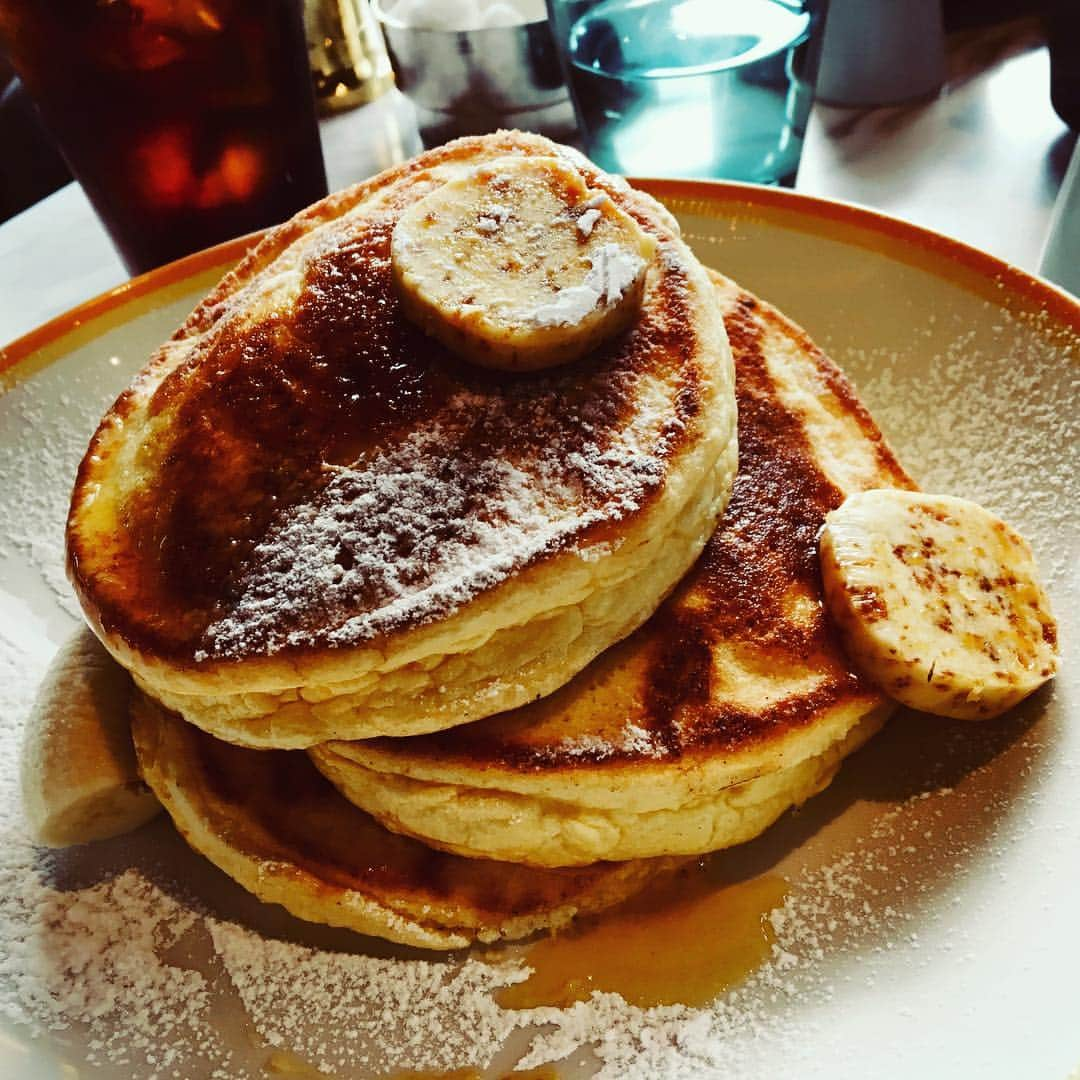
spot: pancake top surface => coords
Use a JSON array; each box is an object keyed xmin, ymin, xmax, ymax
[
  {"xmin": 341, "ymin": 276, "xmax": 915, "ymax": 780},
  {"xmin": 68, "ymin": 133, "xmax": 718, "ymax": 665}
]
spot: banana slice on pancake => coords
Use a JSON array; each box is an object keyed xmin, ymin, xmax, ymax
[
  {"xmin": 21, "ymin": 629, "xmax": 160, "ymax": 846},
  {"xmin": 820, "ymin": 490, "xmax": 1058, "ymax": 719},
  {"xmin": 391, "ymin": 155, "xmax": 657, "ymax": 371}
]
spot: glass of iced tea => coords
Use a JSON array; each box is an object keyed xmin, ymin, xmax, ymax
[{"xmin": 0, "ymin": 0, "xmax": 328, "ymax": 274}]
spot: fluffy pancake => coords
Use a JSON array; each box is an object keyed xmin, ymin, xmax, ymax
[
  {"xmin": 67, "ymin": 131, "xmax": 737, "ymax": 749},
  {"xmin": 130, "ymin": 694, "xmax": 684, "ymax": 950},
  {"xmin": 309, "ymin": 272, "xmax": 916, "ymax": 866}
]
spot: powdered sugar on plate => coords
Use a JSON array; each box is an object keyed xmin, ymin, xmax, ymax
[
  {"xmin": 0, "ymin": 626, "xmax": 230, "ymax": 1076},
  {"xmin": 0, "ymin": 374, "xmax": 107, "ymax": 619},
  {"xmin": 828, "ymin": 303, "xmax": 1078, "ymax": 595},
  {"xmin": 1, "ymin": 228, "xmax": 1076, "ymax": 1077},
  {"xmin": 0, "ymin": 662, "xmax": 1068, "ymax": 1074},
  {"xmin": 208, "ymin": 925, "xmax": 521, "ymax": 1075}
]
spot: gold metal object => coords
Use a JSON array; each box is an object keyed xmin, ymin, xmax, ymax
[{"xmin": 306, "ymin": 0, "xmax": 394, "ymax": 113}]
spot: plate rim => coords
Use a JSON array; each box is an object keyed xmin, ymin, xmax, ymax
[
  {"xmin": 635, "ymin": 177, "xmax": 1080, "ymax": 331},
  {"xmin": 1, "ymin": 178, "xmax": 1077, "ymax": 1080},
  {"xmin": 2, "ymin": 177, "xmax": 1078, "ymax": 383}
]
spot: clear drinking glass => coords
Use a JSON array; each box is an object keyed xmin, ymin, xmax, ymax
[{"xmin": 546, "ymin": 0, "xmax": 827, "ymax": 185}]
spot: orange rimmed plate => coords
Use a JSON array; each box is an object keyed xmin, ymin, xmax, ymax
[{"xmin": 0, "ymin": 182, "xmax": 1077, "ymax": 1080}]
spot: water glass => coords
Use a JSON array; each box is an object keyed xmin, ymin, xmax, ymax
[{"xmin": 546, "ymin": 0, "xmax": 826, "ymax": 185}]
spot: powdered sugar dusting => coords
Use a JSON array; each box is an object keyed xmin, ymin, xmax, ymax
[
  {"xmin": 209, "ymin": 923, "xmax": 520, "ymax": 1075},
  {"xmin": 557, "ymin": 722, "xmax": 665, "ymax": 762},
  {"xmin": 530, "ymin": 244, "xmax": 645, "ymax": 328},
  {"xmin": 1, "ymin": 230, "xmax": 1076, "ymax": 1078},
  {"xmin": 0, "ymin": 868, "xmax": 220, "ymax": 1071},
  {"xmin": 0, "ymin": 375, "xmax": 108, "ymax": 618},
  {"xmin": 476, "ymin": 203, "xmax": 511, "ymax": 234},
  {"xmin": 201, "ymin": 388, "xmax": 671, "ymax": 659},
  {"xmin": 829, "ymin": 305, "xmax": 1078, "ymax": 596},
  {"xmin": 577, "ymin": 208, "xmax": 602, "ymax": 238},
  {"xmin": 6, "ymin": 603, "xmax": 1052, "ymax": 1077}
]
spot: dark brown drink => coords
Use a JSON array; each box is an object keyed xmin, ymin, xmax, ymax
[{"xmin": 0, "ymin": 0, "xmax": 328, "ymax": 274}]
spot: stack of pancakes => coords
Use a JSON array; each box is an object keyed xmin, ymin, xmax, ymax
[{"xmin": 67, "ymin": 133, "xmax": 912, "ymax": 950}]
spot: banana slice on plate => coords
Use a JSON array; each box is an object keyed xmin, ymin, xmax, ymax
[
  {"xmin": 391, "ymin": 155, "xmax": 657, "ymax": 371},
  {"xmin": 21, "ymin": 628, "xmax": 160, "ymax": 846},
  {"xmin": 819, "ymin": 490, "xmax": 1058, "ymax": 720}
]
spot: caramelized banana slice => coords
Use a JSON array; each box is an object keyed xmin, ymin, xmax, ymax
[
  {"xmin": 21, "ymin": 629, "xmax": 160, "ymax": 846},
  {"xmin": 391, "ymin": 155, "xmax": 657, "ymax": 371},
  {"xmin": 819, "ymin": 490, "xmax": 1058, "ymax": 720}
]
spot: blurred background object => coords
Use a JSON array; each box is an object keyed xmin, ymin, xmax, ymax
[
  {"xmin": 373, "ymin": 0, "xmax": 575, "ymax": 146},
  {"xmin": 816, "ymin": 0, "xmax": 947, "ymax": 106},
  {"xmin": 0, "ymin": 0, "xmax": 327, "ymax": 274},
  {"xmin": 306, "ymin": 0, "xmax": 394, "ymax": 113},
  {"xmin": 0, "ymin": 57, "xmax": 69, "ymax": 222},
  {"xmin": 1044, "ymin": 0, "xmax": 1079, "ymax": 130},
  {"xmin": 1, "ymin": 0, "xmax": 1077, "ymax": 314},
  {"xmin": 797, "ymin": 10, "xmax": 1075, "ymax": 285},
  {"xmin": 546, "ymin": 0, "xmax": 827, "ymax": 186},
  {"xmin": 1039, "ymin": 134, "xmax": 1080, "ymax": 294}
]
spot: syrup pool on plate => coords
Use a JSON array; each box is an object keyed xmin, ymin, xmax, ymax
[{"xmin": 498, "ymin": 866, "xmax": 789, "ymax": 1011}]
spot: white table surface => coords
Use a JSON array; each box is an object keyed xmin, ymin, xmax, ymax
[{"xmin": 0, "ymin": 20, "xmax": 1074, "ymax": 349}]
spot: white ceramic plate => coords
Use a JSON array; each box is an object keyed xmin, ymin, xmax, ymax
[{"xmin": 0, "ymin": 182, "xmax": 1077, "ymax": 1079}]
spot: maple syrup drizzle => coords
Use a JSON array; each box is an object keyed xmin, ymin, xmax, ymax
[
  {"xmin": 389, "ymin": 1068, "xmax": 557, "ymax": 1080},
  {"xmin": 264, "ymin": 1055, "xmax": 558, "ymax": 1080},
  {"xmin": 388, "ymin": 1070, "xmax": 480, "ymax": 1080},
  {"xmin": 264, "ymin": 1049, "xmax": 335, "ymax": 1076},
  {"xmin": 497, "ymin": 867, "xmax": 789, "ymax": 1011}
]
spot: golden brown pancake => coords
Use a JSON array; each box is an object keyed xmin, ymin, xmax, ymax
[
  {"xmin": 67, "ymin": 131, "xmax": 737, "ymax": 749},
  {"xmin": 130, "ymin": 694, "xmax": 683, "ymax": 950},
  {"xmin": 309, "ymin": 272, "xmax": 917, "ymax": 866}
]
